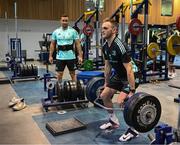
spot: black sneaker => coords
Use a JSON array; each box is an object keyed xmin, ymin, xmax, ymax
[{"xmin": 119, "ymin": 128, "xmax": 139, "ymax": 142}]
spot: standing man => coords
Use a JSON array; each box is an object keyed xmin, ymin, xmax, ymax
[
  {"xmin": 100, "ymin": 18, "xmax": 139, "ymax": 142},
  {"xmin": 49, "ymin": 14, "xmax": 83, "ymax": 81}
]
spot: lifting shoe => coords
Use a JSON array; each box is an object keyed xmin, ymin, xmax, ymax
[
  {"xmin": 119, "ymin": 128, "xmax": 139, "ymax": 142},
  {"xmin": 100, "ymin": 117, "xmax": 119, "ymax": 130}
]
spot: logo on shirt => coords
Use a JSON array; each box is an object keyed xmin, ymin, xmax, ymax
[{"xmin": 111, "ymin": 50, "xmax": 116, "ymax": 56}]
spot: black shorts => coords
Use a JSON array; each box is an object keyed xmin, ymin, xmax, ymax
[
  {"xmin": 56, "ymin": 59, "xmax": 76, "ymax": 72},
  {"xmin": 107, "ymin": 74, "xmax": 139, "ymax": 94},
  {"xmin": 169, "ymin": 55, "xmax": 175, "ymax": 63}
]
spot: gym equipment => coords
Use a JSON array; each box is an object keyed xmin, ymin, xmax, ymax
[
  {"xmin": 174, "ymin": 94, "xmax": 180, "ymax": 142},
  {"xmin": 42, "ymin": 80, "xmax": 88, "ymax": 112},
  {"xmin": 42, "ymin": 73, "xmax": 56, "ymax": 91},
  {"xmin": 147, "ymin": 42, "xmax": 161, "ymax": 59},
  {"xmin": 128, "ymin": 18, "xmax": 143, "ymax": 36},
  {"xmin": 5, "ymin": 56, "xmax": 11, "ymax": 63},
  {"xmin": 83, "ymin": 24, "xmax": 94, "ymax": 37},
  {"xmin": 110, "ymin": 3, "xmax": 128, "ymax": 42},
  {"xmin": 148, "ymin": 94, "xmax": 180, "ymax": 144},
  {"xmin": 148, "ymin": 124, "xmax": 174, "ymax": 144},
  {"xmin": 12, "ymin": 63, "xmax": 39, "ymax": 80},
  {"xmin": 16, "ymin": 64, "xmax": 38, "ymax": 77},
  {"xmin": 167, "ymin": 35, "xmax": 180, "ymax": 56},
  {"xmin": 86, "ymin": 77, "xmax": 104, "ymax": 103},
  {"xmin": 85, "ymin": 78, "xmax": 161, "ymax": 133},
  {"xmin": 10, "ymin": 38, "xmax": 22, "ymax": 63},
  {"xmin": 176, "ymin": 16, "xmax": 180, "ymax": 31},
  {"xmin": 123, "ymin": 92, "xmax": 161, "ymax": 133},
  {"xmin": 46, "ymin": 117, "xmax": 86, "ymax": 136},
  {"xmin": 56, "ymin": 80, "xmax": 86, "ymax": 102},
  {"xmin": 82, "ymin": 60, "xmax": 94, "ymax": 71},
  {"xmin": 84, "ymin": 7, "xmax": 100, "ymax": 60},
  {"xmin": 77, "ymin": 71, "xmax": 104, "ymax": 85}
]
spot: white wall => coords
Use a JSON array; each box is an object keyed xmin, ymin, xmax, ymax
[{"xmin": 0, "ymin": 18, "xmax": 61, "ymax": 60}]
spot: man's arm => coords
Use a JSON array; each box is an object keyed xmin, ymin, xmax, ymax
[
  {"xmin": 49, "ymin": 40, "xmax": 56, "ymax": 64},
  {"xmin": 75, "ymin": 39, "xmax": 83, "ymax": 63},
  {"xmin": 123, "ymin": 62, "xmax": 135, "ymax": 92},
  {"xmin": 104, "ymin": 60, "xmax": 112, "ymax": 86}
]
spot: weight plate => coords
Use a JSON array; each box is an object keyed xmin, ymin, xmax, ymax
[
  {"xmin": 86, "ymin": 77, "xmax": 105, "ymax": 103},
  {"xmin": 124, "ymin": 92, "xmax": 161, "ymax": 133}
]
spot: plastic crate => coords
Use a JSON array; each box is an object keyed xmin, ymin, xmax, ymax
[{"xmin": 77, "ymin": 71, "xmax": 104, "ymax": 85}]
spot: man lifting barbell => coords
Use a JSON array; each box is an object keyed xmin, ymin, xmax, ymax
[{"xmin": 100, "ymin": 18, "xmax": 139, "ymax": 141}]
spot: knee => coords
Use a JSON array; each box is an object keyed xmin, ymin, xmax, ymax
[
  {"xmin": 100, "ymin": 88, "xmax": 113, "ymax": 101},
  {"xmin": 57, "ymin": 72, "xmax": 63, "ymax": 76},
  {"xmin": 57, "ymin": 72, "xmax": 63, "ymax": 80},
  {"xmin": 69, "ymin": 71, "xmax": 75, "ymax": 76}
]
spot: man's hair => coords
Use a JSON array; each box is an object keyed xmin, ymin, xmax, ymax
[
  {"xmin": 61, "ymin": 14, "xmax": 68, "ymax": 18},
  {"xmin": 103, "ymin": 18, "xmax": 119, "ymax": 29}
]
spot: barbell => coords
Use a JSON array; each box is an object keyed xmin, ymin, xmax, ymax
[
  {"xmin": 147, "ymin": 42, "xmax": 161, "ymax": 59},
  {"xmin": 147, "ymin": 35, "xmax": 180, "ymax": 59},
  {"xmin": 54, "ymin": 77, "xmax": 161, "ymax": 133},
  {"xmin": 85, "ymin": 77, "xmax": 161, "ymax": 133}
]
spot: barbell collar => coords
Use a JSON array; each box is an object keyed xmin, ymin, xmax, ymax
[{"xmin": 46, "ymin": 81, "xmax": 55, "ymax": 90}]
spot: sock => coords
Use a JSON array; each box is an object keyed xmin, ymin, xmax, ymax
[{"xmin": 109, "ymin": 112, "xmax": 119, "ymax": 124}]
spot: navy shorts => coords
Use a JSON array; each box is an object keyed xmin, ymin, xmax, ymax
[
  {"xmin": 169, "ymin": 55, "xmax": 175, "ymax": 63},
  {"xmin": 107, "ymin": 73, "xmax": 139, "ymax": 94},
  {"xmin": 56, "ymin": 59, "xmax": 76, "ymax": 72}
]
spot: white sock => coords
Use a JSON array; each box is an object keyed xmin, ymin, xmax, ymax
[{"xmin": 109, "ymin": 112, "xmax": 118, "ymax": 123}]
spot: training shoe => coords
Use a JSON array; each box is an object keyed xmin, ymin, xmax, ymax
[
  {"xmin": 100, "ymin": 118, "xmax": 120, "ymax": 130},
  {"xmin": 8, "ymin": 97, "xmax": 23, "ymax": 107},
  {"xmin": 119, "ymin": 128, "xmax": 139, "ymax": 142},
  {"xmin": 12, "ymin": 99, "xmax": 27, "ymax": 111}
]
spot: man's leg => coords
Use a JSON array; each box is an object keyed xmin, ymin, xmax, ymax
[
  {"xmin": 99, "ymin": 87, "xmax": 119, "ymax": 130},
  {"xmin": 69, "ymin": 71, "xmax": 76, "ymax": 81},
  {"xmin": 67, "ymin": 59, "xmax": 77, "ymax": 81},
  {"xmin": 118, "ymin": 87, "xmax": 139, "ymax": 141},
  {"xmin": 100, "ymin": 87, "xmax": 116, "ymax": 113},
  {"xmin": 56, "ymin": 71, "xmax": 64, "ymax": 81},
  {"xmin": 56, "ymin": 60, "xmax": 66, "ymax": 81}
]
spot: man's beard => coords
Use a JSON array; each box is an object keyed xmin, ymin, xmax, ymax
[{"xmin": 62, "ymin": 25, "xmax": 68, "ymax": 29}]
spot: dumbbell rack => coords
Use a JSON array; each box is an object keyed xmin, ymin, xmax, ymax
[{"xmin": 41, "ymin": 80, "xmax": 89, "ymax": 112}]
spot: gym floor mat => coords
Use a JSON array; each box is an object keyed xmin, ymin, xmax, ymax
[
  {"xmin": 2, "ymin": 68, "xmax": 55, "ymax": 105},
  {"xmin": 33, "ymin": 107, "xmax": 152, "ymax": 145}
]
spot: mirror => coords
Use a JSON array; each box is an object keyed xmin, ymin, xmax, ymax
[{"xmin": 161, "ymin": 0, "xmax": 173, "ymax": 16}]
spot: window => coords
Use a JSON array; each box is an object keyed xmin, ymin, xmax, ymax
[
  {"xmin": 85, "ymin": 0, "xmax": 105, "ymax": 11},
  {"xmin": 161, "ymin": 0, "xmax": 173, "ymax": 16}
]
